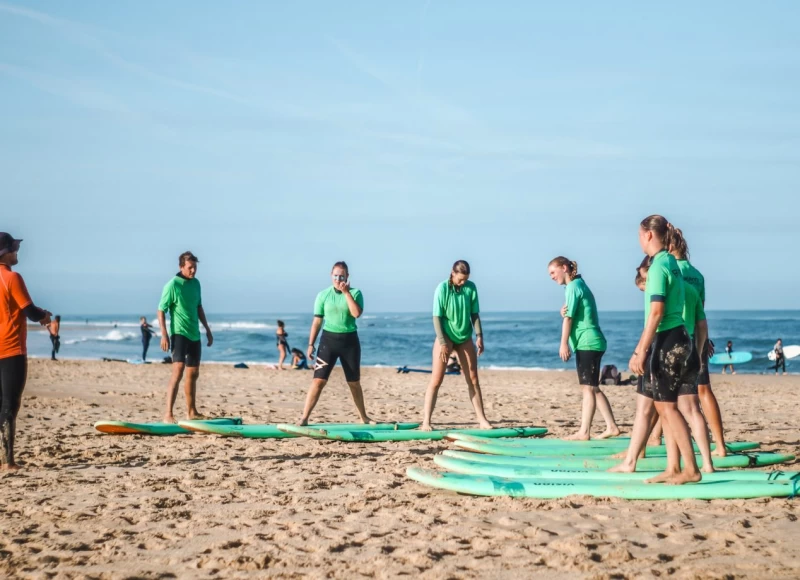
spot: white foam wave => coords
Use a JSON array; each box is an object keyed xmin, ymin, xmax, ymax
[
  {"xmin": 64, "ymin": 330, "xmax": 137, "ymax": 345},
  {"xmin": 213, "ymin": 322, "xmax": 275, "ymax": 330}
]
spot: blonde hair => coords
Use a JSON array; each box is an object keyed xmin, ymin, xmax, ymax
[{"xmin": 549, "ymin": 256, "xmax": 579, "ymax": 281}]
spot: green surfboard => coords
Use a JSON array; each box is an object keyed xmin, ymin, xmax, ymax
[
  {"xmin": 179, "ymin": 421, "xmax": 420, "ymax": 439},
  {"xmin": 406, "ymin": 468, "xmax": 797, "ymax": 500},
  {"xmin": 434, "ymin": 455, "xmax": 800, "ymax": 482},
  {"xmin": 448, "ymin": 436, "xmax": 759, "ymax": 457},
  {"xmin": 440, "ymin": 449, "xmax": 796, "ymax": 470},
  {"xmin": 95, "ymin": 417, "xmax": 242, "ymax": 435},
  {"xmin": 276, "ymin": 425, "xmax": 548, "ymax": 442}
]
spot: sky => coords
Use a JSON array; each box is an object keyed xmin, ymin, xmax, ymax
[{"xmin": 1, "ymin": 1, "xmax": 799, "ymax": 315}]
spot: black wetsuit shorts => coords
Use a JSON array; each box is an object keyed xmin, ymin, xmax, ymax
[
  {"xmin": 0, "ymin": 355, "xmax": 27, "ymax": 426},
  {"xmin": 171, "ymin": 335, "xmax": 201, "ymax": 368},
  {"xmin": 575, "ymin": 350, "xmax": 604, "ymax": 387},
  {"xmin": 313, "ymin": 331, "xmax": 361, "ymax": 382},
  {"xmin": 697, "ymin": 339, "xmax": 711, "ymax": 386},
  {"xmin": 648, "ymin": 326, "xmax": 693, "ymax": 403}
]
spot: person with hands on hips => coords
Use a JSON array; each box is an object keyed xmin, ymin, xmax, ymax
[
  {"xmin": 298, "ymin": 261, "xmax": 374, "ymax": 426},
  {"xmin": 549, "ymin": 256, "xmax": 619, "ymax": 441},
  {"xmin": 158, "ymin": 251, "xmax": 213, "ymax": 423},
  {"xmin": 421, "ymin": 260, "xmax": 491, "ymax": 431},
  {"xmin": 0, "ymin": 233, "xmax": 52, "ymax": 470}
]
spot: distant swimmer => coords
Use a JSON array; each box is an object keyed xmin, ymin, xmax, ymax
[
  {"xmin": 140, "ymin": 317, "xmax": 156, "ymax": 362},
  {"xmin": 548, "ymin": 256, "xmax": 619, "ymax": 440},
  {"xmin": 48, "ymin": 315, "xmax": 61, "ymax": 361},
  {"xmin": 771, "ymin": 338, "xmax": 786, "ymax": 375},
  {"xmin": 276, "ymin": 320, "xmax": 290, "ymax": 370},
  {"xmin": 0, "ymin": 233, "xmax": 52, "ymax": 470},
  {"xmin": 291, "ymin": 348, "xmax": 309, "ymax": 370},
  {"xmin": 421, "ymin": 260, "xmax": 491, "ymax": 431},
  {"xmin": 297, "ymin": 261, "xmax": 373, "ymax": 426},
  {"xmin": 721, "ymin": 341, "xmax": 735, "ymax": 374},
  {"xmin": 670, "ymin": 227, "xmax": 727, "ymax": 456},
  {"xmin": 158, "ymin": 251, "xmax": 214, "ymax": 423}
]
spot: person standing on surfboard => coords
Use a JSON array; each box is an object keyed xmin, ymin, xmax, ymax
[
  {"xmin": 627, "ymin": 215, "xmax": 701, "ymax": 485},
  {"xmin": 421, "ymin": 260, "xmax": 492, "ymax": 431},
  {"xmin": 611, "ymin": 257, "xmax": 714, "ymax": 477},
  {"xmin": 0, "ymin": 233, "xmax": 52, "ymax": 470},
  {"xmin": 158, "ymin": 251, "xmax": 213, "ymax": 423},
  {"xmin": 548, "ymin": 257, "xmax": 620, "ymax": 440},
  {"xmin": 297, "ymin": 261, "xmax": 374, "ymax": 426}
]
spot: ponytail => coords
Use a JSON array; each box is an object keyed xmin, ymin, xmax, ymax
[
  {"xmin": 549, "ymin": 256, "xmax": 579, "ymax": 280},
  {"xmin": 670, "ymin": 227, "xmax": 690, "ymax": 260},
  {"xmin": 640, "ymin": 214, "xmax": 674, "ymax": 249}
]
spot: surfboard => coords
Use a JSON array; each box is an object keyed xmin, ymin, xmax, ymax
[
  {"xmin": 440, "ymin": 449, "xmax": 795, "ymax": 470},
  {"xmin": 406, "ymin": 468, "xmax": 797, "ymax": 500},
  {"xmin": 276, "ymin": 425, "xmax": 548, "ymax": 442},
  {"xmin": 179, "ymin": 421, "xmax": 421, "ymax": 438},
  {"xmin": 708, "ymin": 351, "xmax": 752, "ymax": 365},
  {"xmin": 95, "ymin": 417, "xmax": 242, "ymax": 435},
  {"xmin": 433, "ymin": 455, "xmax": 800, "ymax": 482},
  {"xmin": 768, "ymin": 345, "xmax": 800, "ymax": 361},
  {"xmin": 396, "ymin": 366, "xmax": 460, "ymax": 375},
  {"xmin": 444, "ymin": 433, "xmax": 758, "ymax": 457}
]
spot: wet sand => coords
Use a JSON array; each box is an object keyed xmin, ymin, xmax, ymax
[{"xmin": 1, "ymin": 360, "xmax": 798, "ymax": 578}]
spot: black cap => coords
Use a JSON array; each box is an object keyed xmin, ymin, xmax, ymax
[{"xmin": 0, "ymin": 233, "xmax": 22, "ymax": 257}]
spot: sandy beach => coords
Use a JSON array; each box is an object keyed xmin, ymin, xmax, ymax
[{"xmin": 0, "ymin": 360, "xmax": 797, "ymax": 579}]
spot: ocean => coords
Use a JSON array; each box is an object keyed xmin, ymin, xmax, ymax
[{"xmin": 26, "ymin": 311, "xmax": 799, "ymax": 374}]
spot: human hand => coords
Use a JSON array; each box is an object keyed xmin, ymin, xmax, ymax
[
  {"xmin": 476, "ymin": 336, "xmax": 484, "ymax": 356},
  {"xmin": 559, "ymin": 343, "xmax": 571, "ymax": 362},
  {"xmin": 161, "ymin": 335, "xmax": 170, "ymax": 352},
  {"xmin": 439, "ymin": 340, "xmax": 452, "ymax": 363},
  {"xmin": 560, "ymin": 305, "xmax": 567, "ymax": 318},
  {"xmin": 307, "ymin": 344, "xmax": 316, "ymax": 359},
  {"xmin": 630, "ymin": 351, "xmax": 646, "ymax": 375},
  {"xmin": 206, "ymin": 330, "xmax": 214, "ymax": 347}
]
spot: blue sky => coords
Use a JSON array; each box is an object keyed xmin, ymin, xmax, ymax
[{"xmin": 2, "ymin": 1, "xmax": 798, "ymax": 315}]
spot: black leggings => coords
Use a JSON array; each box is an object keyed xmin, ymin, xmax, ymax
[
  {"xmin": 0, "ymin": 355, "xmax": 27, "ymax": 465},
  {"xmin": 772, "ymin": 357, "xmax": 786, "ymax": 373},
  {"xmin": 313, "ymin": 331, "xmax": 361, "ymax": 382},
  {"xmin": 142, "ymin": 336, "xmax": 151, "ymax": 361}
]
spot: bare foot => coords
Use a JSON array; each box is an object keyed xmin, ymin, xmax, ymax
[
  {"xmin": 644, "ymin": 469, "xmax": 679, "ymax": 484},
  {"xmin": 164, "ymin": 415, "xmax": 176, "ymax": 424},
  {"xmin": 565, "ymin": 432, "xmax": 590, "ymax": 441},
  {"xmin": 0, "ymin": 464, "xmax": 21, "ymax": 471},
  {"xmin": 478, "ymin": 421, "xmax": 493, "ymax": 430},
  {"xmin": 701, "ymin": 463, "xmax": 715, "ymax": 474},
  {"xmin": 665, "ymin": 470, "xmax": 702, "ymax": 485},
  {"xmin": 646, "ymin": 438, "xmax": 661, "ymax": 448},
  {"xmin": 296, "ymin": 418, "xmax": 309, "ymax": 427},
  {"xmin": 607, "ymin": 461, "xmax": 636, "ymax": 473},
  {"xmin": 713, "ymin": 446, "xmax": 728, "ymax": 458},
  {"xmin": 187, "ymin": 412, "xmax": 208, "ymax": 420},
  {"xmin": 361, "ymin": 417, "xmax": 377, "ymax": 425},
  {"xmin": 596, "ymin": 427, "xmax": 621, "ymax": 439},
  {"xmin": 420, "ymin": 423, "xmax": 434, "ymax": 432}
]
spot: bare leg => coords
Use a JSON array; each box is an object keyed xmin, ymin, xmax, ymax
[
  {"xmin": 608, "ymin": 395, "xmax": 655, "ymax": 472},
  {"xmin": 645, "ymin": 416, "xmax": 680, "ymax": 483},
  {"xmin": 698, "ymin": 384, "xmax": 726, "ymax": 457},
  {"xmin": 421, "ymin": 342, "xmax": 448, "ymax": 431},
  {"xmin": 298, "ymin": 378, "xmax": 327, "ymax": 426},
  {"xmin": 184, "ymin": 367, "xmax": 205, "ymax": 419},
  {"xmin": 647, "ymin": 418, "xmax": 663, "ymax": 447},
  {"xmin": 654, "ymin": 401, "xmax": 702, "ymax": 484},
  {"xmin": 594, "ymin": 387, "xmax": 621, "ymax": 438},
  {"xmin": 455, "ymin": 341, "xmax": 491, "ymax": 429},
  {"xmin": 164, "ymin": 363, "xmax": 185, "ymax": 422},
  {"xmin": 277, "ymin": 344, "xmax": 287, "ymax": 370},
  {"xmin": 566, "ymin": 385, "xmax": 596, "ymax": 440},
  {"xmin": 346, "ymin": 381, "xmax": 374, "ymax": 424},
  {"xmin": 679, "ymin": 395, "xmax": 714, "ymax": 472}
]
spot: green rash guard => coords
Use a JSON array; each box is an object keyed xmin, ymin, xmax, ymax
[
  {"xmin": 564, "ymin": 276, "xmax": 607, "ymax": 352},
  {"xmin": 682, "ymin": 283, "xmax": 706, "ymax": 338},
  {"xmin": 433, "ymin": 280, "xmax": 480, "ymax": 344},
  {"xmin": 644, "ymin": 250, "xmax": 686, "ymax": 333},
  {"xmin": 158, "ymin": 275, "xmax": 202, "ymax": 341},
  {"xmin": 313, "ymin": 286, "xmax": 363, "ymax": 334},
  {"xmin": 677, "ymin": 259, "xmax": 705, "ymax": 304}
]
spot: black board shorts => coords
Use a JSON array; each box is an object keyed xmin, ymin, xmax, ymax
[
  {"xmin": 171, "ymin": 335, "xmax": 201, "ymax": 368},
  {"xmin": 648, "ymin": 326, "xmax": 692, "ymax": 403},
  {"xmin": 313, "ymin": 331, "xmax": 361, "ymax": 382},
  {"xmin": 697, "ymin": 339, "xmax": 711, "ymax": 386},
  {"xmin": 575, "ymin": 350, "xmax": 604, "ymax": 387},
  {"xmin": 638, "ymin": 329, "xmax": 698, "ymax": 401}
]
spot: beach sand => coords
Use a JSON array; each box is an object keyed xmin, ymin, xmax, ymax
[{"xmin": 1, "ymin": 360, "xmax": 798, "ymax": 579}]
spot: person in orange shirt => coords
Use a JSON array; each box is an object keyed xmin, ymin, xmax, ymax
[{"xmin": 0, "ymin": 233, "xmax": 51, "ymax": 470}]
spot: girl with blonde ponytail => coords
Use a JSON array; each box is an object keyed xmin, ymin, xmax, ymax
[{"xmin": 547, "ymin": 256, "xmax": 619, "ymax": 440}]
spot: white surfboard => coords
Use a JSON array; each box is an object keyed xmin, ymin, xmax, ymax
[{"xmin": 768, "ymin": 345, "xmax": 800, "ymax": 361}]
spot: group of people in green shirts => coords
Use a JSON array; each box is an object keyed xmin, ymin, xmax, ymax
[{"xmin": 156, "ymin": 213, "xmax": 725, "ymax": 484}]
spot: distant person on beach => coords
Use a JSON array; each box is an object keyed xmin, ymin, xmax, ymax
[
  {"xmin": 670, "ymin": 227, "xmax": 727, "ymax": 456},
  {"xmin": 291, "ymin": 348, "xmax": 309, "ymax": 370},
  {"xmin": 622, "ymin": 215, "xmax": 701, "ymax": 484},
  {"xmin": 548, "ymin": 256, "xmax": 619, "ymax": 440},
  {"xmin": 48, "ymin": 315, "xmax": 61, "ymax": 361},
  {"xmin": 446, "ymin": 353, "xmax": 461, "ymax": 374},
  {"xmin": 772, "ymin": 339, "xmax": 786, "ymax": 375},
  {"xmin": 721, "ymin": 341, "xmax": 735, "ymax": 374},
  {"xmin": 276, "ymin": 320, "xmax": 290, "ymax": 370},
  {"xmin": 298, "ymin": 261, "xmax": 373, "ymax": 425},
  {"xmin": 599, "ymin": 365, "xmax": 622, "ymax": 386},
  {"xmin": 158, "ymin": 251, "xmax": 213, "ymax": 423},
  {"xmin": 421, "ymin": 260, "xmax": 491, "ymax": 431},
  {"xmin": 0, "ymin": 233, "xmax": 52, "ymax": 470},
  {"xmin": 140, "ymin": 317, "xmax": 156, "ymax": 361}
]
